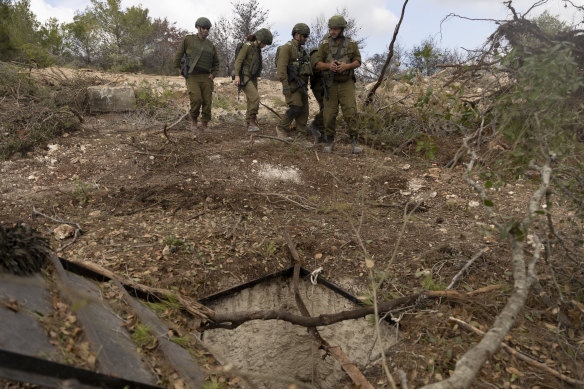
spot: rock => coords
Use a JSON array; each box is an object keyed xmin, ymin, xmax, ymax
[
  {"xmin": 87, "ymin": 86, "xmax": 136, "ymax": 113},
  {"xmin": 53, "ymin": 224, "xmax": 75, "ymax": 240}
]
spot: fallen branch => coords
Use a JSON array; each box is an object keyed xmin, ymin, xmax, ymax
[
  {"xmin": 67, "ymin": 259, "xmax": 214, "ymax": 320},
  {"xmin": 364, "ymin": 0, "xmax": 409, "ymax": 107},
  {"xmin": 254, "ymin": 134, "xmax": 292, "ymax": 144},
  {"xmin": 446, "ymin": 247, "xmax": 489, "ymax": 290},
  {"xmin": 32, "ymin": 206, "xmax": 82, "ymax": 253},
  {"xmin": 450, "ymin": 317, "xmax": 584, "ymax": 387},
  {"xmin": 260, "ymin": 101, "xmax": 281, "ymax": 119},
  {"xmin": 284, "ymin": 230, "xmax": 375, "ymax": 389},
  {"xmin": 162, "ymin": 111, "xmax": 189, "ymax": 142}
]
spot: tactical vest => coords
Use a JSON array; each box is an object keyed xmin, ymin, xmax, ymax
[
  {"xmin": 185, "ymin": 35, "xmax": 215, "ymax": 74},
  {"xmin": 243, "ymin": 42, "xmax": 263, "ymax": 79},
  {"xmin": 193, "ymin": 41, "xmax": 215, "ymax": 73},
  {"xmin": 284, "ymin": 41, "xmax": 311, "ymax": 79},
  {"xmin": 325, "ymin": 38, "xmax": 353, "ymax": 83}
]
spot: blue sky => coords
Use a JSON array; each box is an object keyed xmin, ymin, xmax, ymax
[{"xmin": 29, "ymin": 0, "xmax": 582, "ymax": 58}]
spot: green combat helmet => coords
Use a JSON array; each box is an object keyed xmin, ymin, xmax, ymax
[
  {"xmin": 292, "ymin": 23, "xmax": 310, "ymax": 36},
  {"xmin": 195, "ymin": 17, "xmax": 212, "ymax": 29},
  {"xmin": 255, "ymin": 28, "xmax": 273, "ymax": 45},
  {"xmin": 328, "ymin": 15, "xmax": 347, "ymax": 29}
]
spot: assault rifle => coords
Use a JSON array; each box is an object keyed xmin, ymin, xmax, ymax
[
  {"xmin": 287, "ymin": 63, "xmax": 307, "ymax": 93},
  {"xmin": 180, "ymin": 52, "xmax": 190, "ymax": 79}
]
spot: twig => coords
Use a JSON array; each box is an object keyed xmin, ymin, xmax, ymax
[
  {"xmin": 66, "ymin": 259, "xmax": 214, "ymax": 320},
  {"xmin": 398, "ymin": 369, "xmax": 409, "ymax": 389},
  {"xmin": 446, "ymin": 247, "xmax": 489, "ymax": 290},
  {"xmin": 225, "ymin": 215, "xmax": 243, "ymax": 240},
  {"xmin": 260, "ymin": 101, "xmax": 281, "ymax": 119},
  {"xmin": 284, "ymin": 230, "xmax": 375, "ymax": 389},
  {"xmin": 134, "ymin": 151, "xmax": 173, "ymax": 158},
  {"xmin": 163, "ymin": 111, "xmax": 189, "ymax": 140},
  {"xmin": 32, "ymin": 206, "xmax": 82, "ymax": 253},
  {"xmin": 254, "ymin": 134, "xmax": 292, "ymax": 144},
  {"xmin": 364, "ymin": 0, "xmax": 409, "ymax": 107},
  {"xmin": 450, "ymin": 317, "xmax": 584, "ymax": 386}
]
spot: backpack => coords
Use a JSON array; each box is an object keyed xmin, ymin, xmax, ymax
[{"xmin": 234, "ymin": 42, "xmax": 262, "ymax": 83}]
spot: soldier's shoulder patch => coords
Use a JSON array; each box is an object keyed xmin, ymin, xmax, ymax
[
  {"xmin": 321, "ymin": 39, "xmax": 329, "ymax": 44},
  {"xmin": 348, "ymin": 38, "xmax": 356, "ymax": 43},
  {"xmin": 244, "ymin": 42, "xmax": 252, "ymax": 46}
]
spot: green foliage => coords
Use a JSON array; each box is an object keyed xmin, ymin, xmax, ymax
[
  {"xmin": 131, "ymin": 322, "xmax": 155, "ymax": 347},
  {"xmin": 260, "ymin": 240, "xmax": 277, "ymax": 259},
  {"xmin": 134, "ymin": 79, "xmax": 179, "ymax": 119},
  {"xmin": 415, "ymin": 134, "xmax": 437, "ymax": 160},
  {"xmin": 201, "ymin": 377, "xmax": 225, "ymax": 389},
  {"xmin": 421, "ymin": 274, "xmax": 446, "ymax": 291},
  {"xmin": 73, "ymin": 179, "xmax": 91, "ymax": 206},
  {"xmin": 165, "ymin": 235, "xmax": 194, "ymax": 255},
  {"xmin": 494, "ymin": 43, "xmax": 583, "ymax": 179}
]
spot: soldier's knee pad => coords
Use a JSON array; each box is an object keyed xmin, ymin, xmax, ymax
[{"xmin": 286, "ymin": 105, "xmax": 303, "ymax": 120}]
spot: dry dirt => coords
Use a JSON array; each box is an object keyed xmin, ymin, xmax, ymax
[{"xmin": 1, "ymin": 69, "xmax": 583, "ymax": 388}]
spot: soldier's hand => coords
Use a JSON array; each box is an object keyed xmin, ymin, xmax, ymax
[
  {"xmin": 282, "ymin": 86, "xmax": 291, "ymax": 97},
  {"xmin": 234, "ymin": 76, "xmax": 240, "ymax": 86}
]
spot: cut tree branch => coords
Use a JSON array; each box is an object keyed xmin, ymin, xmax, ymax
[{"xmin": 364, "ymin": 0, "xmax": 409, "ymax": 107}]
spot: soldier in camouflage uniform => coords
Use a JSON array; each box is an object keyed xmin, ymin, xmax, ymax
[
  {"xmin": 173, "ymin": 17, "xmax": 219, "ymax": 132},
  {"xmin": 308, "ymin": 33, "xmax": 330, "ymax": 141},
  {"xmin": 275, "ymin": 23, "xmax": 312, "ymax": 139},
  {"xmin": 315, "ymin": 15, "xmax": 363, "ymax": 154},
  {"xmin": 234, "ymin": 28, "xmax": 273, "ymax": 132}
]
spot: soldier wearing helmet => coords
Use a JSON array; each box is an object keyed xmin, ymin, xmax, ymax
[
  {"xmin": 234, "ymin": 28, "xmax": 273, "ymax": 132},
  {"xmin": 315, "ymin": 15, "xmax": 363, "ymax": 153},
  {"xmin": 173, "ymin": 17, "xmax": 219, "ymax": 132},
  {"xmin": 275, "ymin": 23, "xmax": 312, "ymax": 139}
]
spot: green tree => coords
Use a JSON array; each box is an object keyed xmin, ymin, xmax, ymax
[
  {"xmin": 65, "ymin": 11, "xmax": 101, "ymax": 64},
  {"xmin": 307, "ymin": 8, "xmax": 365, "ymax": 52},
  {"xmin": 0, "ymin": 0, "xmax": 16, "ymax": 59},
  {"xmin": 39, "ymin": 17, "xmax": 66, "ymax": 58},
  {"xmin": 406, "ymin": 36, "xmax": 461, "ymax": 76},
  {"xmin": 209, "ymin": 0, "xmax": 274, "ymax": 77},
  {"xmin": 143, "ymin": 17, "xmax": 187, "ymax": 74}
]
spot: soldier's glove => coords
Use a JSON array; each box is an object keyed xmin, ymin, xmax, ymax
[{"xmin": 282, "ymin": 86, "xmax": 291, "ymax": 97}]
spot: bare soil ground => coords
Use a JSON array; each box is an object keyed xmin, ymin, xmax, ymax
[{"xmin": 1, "ymin": 70, "xmax": 583, "ymax": 388}]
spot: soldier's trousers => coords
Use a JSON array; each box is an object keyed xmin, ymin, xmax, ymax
[
  {"xmin": 311, "ymin": 84, "xmax": 325, "ymax": 129},
  {"xmin": 323, "ymin": 79, "xmax": 358, "ymax": 137},
  {"xmin": 187, "ymin": 73, "xmax": 214, "ymax": 122},
  {"xmin": 277, "ymin": 88, "xmax": 309, "ymax": 133},
  {"xmin": 242, "ymin": 77, "xmax": 259, "ymax": 122}
]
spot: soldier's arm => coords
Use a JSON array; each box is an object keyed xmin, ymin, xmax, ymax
[
  {"xmin": 235, "ymin": 44, "xmax": 251, "ymax": 75},
  {"xmin": 173, "ymin": 38, "xmax": 186, "ymax": 71},
  {"xmin": 276, "ymin": 45, "xmax": 290, "ymax": 86},
  {"xmin": 211, "ymin": 44, "xmax": 219, "ymax": 78}
]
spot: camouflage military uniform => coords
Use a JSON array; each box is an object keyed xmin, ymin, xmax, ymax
[
  {"xmin": 276, "ymin": 39, "xmax": 311, "ymax": 135},
  {"xmin": 173, "ymin": 33, "xmax": 219, "ymax": 124},
  {"xmin": 309, "ymin": 48, "xmax": 325, "ymax": 135},
  {"xmin": 316, "ymin": 35, "xmax": 361, "ymax": 139},
  {"xmin": 234, "ymin": 41, "xmax": 262, "ymax": 123}
]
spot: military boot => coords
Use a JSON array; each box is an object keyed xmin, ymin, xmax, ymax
[
  {"xmin": 322, "ymin": 136, "xmax": 334, "ymax": 153},
  {"xmin": 248, "ymin": 114, "xmax": 260, "ymax": 132},
  {"xmin": 308, "ymin": 120, "xmax": 321, "ymax": 138},
  {"xmin": 190, "ymin": 117, "xmax": 198, "ymax": 132},
  {"xmin": 201, "ymin": 121, "xmax": 208, "ymax": 132},
  {"xmin": 350, "ymin": 136, "xmax": 363, "ymax": 154},
  {"xmin": 275, "ymin": 126, "xmax": 290, "ymax": 139}
]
